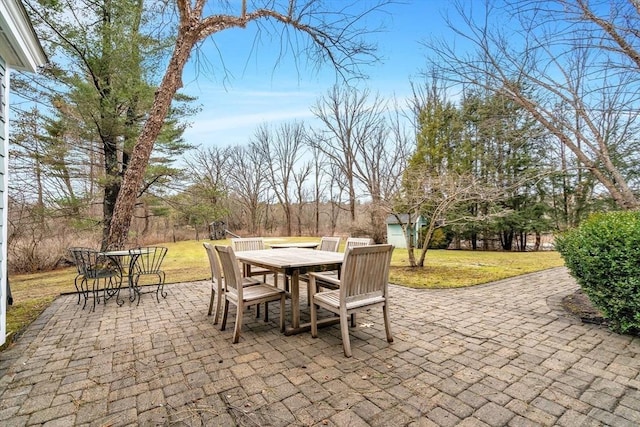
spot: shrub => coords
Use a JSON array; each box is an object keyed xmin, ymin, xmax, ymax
[
  {"xmin": 555, "ymin": 211, "xmax": 640, "ymax": 334},
  {"xmin": 428, "ymin": 228, "xmax": 452, "ymax": 249}
]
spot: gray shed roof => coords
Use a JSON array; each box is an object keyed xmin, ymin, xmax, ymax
[{"xmin": 386, "ymin": 214, "xmax": 425, "ymax": 225}]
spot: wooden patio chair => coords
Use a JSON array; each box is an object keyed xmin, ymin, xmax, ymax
[
  {"xmin": 300, "ymin": 236, "xmax": 341, "ymax": 303},
  {"xmin": 345, "ymin": 237, "xmax": 374, "ymax": 249},
  {"xmin": 231, "ymin": 237, "xmax": 279, "ymax": 288},
  {"xmin": 203, "ymin": 242, "xmax": 262, "ymax": 324},
  {"xmin": 311, "ymin": 236, "xmax": 375, "ymax": 322},
  {"xmin": 313, "ymin": 237, "xmax": 374, "ymax": 291},
  {"xmin": 318, "ymin": 236, "xmax": 341, "ymax": 252},
  {"xmin": 309, "ymin": 244, "xmax": 394, "ymax": 357},
  {"xmin": 215, "ymin": 245, "xmax": 286, "ymax": 343}
]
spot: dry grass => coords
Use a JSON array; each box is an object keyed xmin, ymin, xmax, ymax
[
  {"xmin": 6, "ymin": 237, "xmax": 565, "ymax": 340},
  {"xmin": 390, "ymin": 249, "xmax": 564, "ymax": 288}
]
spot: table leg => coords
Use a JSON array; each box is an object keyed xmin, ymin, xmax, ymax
[
  {"xmin": 284, "ymin": 269, "xmax": 341, "ymax": 336},
  {"xmin": 290, "ymin": 270, "xmax": 300, "ymax": 329}
]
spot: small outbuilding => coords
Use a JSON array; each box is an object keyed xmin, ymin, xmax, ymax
[{"xmin": 386, "ymin": 214, "xmax": 427, "ymax": 249}]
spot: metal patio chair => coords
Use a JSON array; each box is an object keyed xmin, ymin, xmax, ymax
[
  {"xmin": 68, "ymin": 247, "xmax": 123, "ymax": 312},
  {"xmin": 128, "ymin": 246, "xmax": 168, "ymax": 305}
]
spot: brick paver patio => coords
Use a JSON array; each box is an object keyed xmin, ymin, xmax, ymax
[{"xmin": 1, "ymin": 267, "xmax": 639, "ymax": 426}]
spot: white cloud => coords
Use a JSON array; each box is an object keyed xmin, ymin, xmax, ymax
[
  {"xmin": 184, "ymin": 108, "xmax": 317, "ymax": 146},
  {"xmin": 197, "ymin": 109, "xmax": 315, "ymax": 132}
]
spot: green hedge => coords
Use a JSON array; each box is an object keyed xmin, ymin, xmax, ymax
[{"xmin": 556, "ymin": 211, "xmax": 640, "ymax": 334}]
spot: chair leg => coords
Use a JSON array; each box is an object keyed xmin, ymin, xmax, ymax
[
  {"xmin": 109, "ymin": 276, "xmax": 117, "ymax": 304},
  {"xmin": 220, "ymin": 299, "xmax": 229, "ymax": 331},
  {"xmin": 214, "ymin": 291, "xmax": 223, "ymax": 325},
  {"xmin": 114, "ymin": 276, "xmax": 124, "ymax": 306},
  {"xmin": 232, "ymin": 302, "xmax": 244, "ymax": 343},
  {"xmin": 135, "ymin": 277, "xmax": 142, "ymax": 306},
  {"xmin": 208, "ymin": 289, "xmax": 215, "ymax": 316},
  {"xmin": 74, "ymin": 277, "xmax": 81, "ymax": 304},
  {"xmin": 264, "ymin": 302, "xmax": 269, "ymax": 322},
  {"xmin": 383, "ymin": 303, "xmax": 393, "ymax": 343},
  {"xmin": 279, "ymin": 295, "xmax": 285, "ymax": 332},
  {"xmin": 81, "ymin": 278, "xmax": 88, "ymax": 310},
  {"xmin": 310, "ymin": 298, "xmax": 318, "ymax": 338},
  {"xmin": 159, "ymin": 272, "xmax": 167, "ymax": 298},
  {"xmin": 340, "ymin": 309, "xmax": 352, "ymax": 357},
  {"xmin": 92, "ymin": 280, "xmax": 98, "ymax": 312},
  {"xmin": 155, "ymin": 273, "xmax": 166, "ymax": 302},
  {"xmin": 102, "ymin": 278, "xmax": 108, "ymax": 306}
]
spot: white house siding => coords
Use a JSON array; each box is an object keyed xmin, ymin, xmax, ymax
[
  {"xmin": 0, "ymin": 0, "xmax": 47, "ymax": 346},
  {"xmin": 0, "ymin": 58, "xmax": 7, "ymax": 346}
]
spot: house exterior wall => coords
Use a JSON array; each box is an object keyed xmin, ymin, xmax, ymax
[
  {"xmin": 0, "ymin": 0, "xmax": 46, "ymax": 346},
  {"xmin": 0, "ymin": 58, "xmax": 7, "ymax": 346}
]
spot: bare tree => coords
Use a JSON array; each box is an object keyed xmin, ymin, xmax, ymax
[
  {"xmin": 292, "ymin": 160, "xmax": 313, "ymax": 236},
  {"xmin": 180, "ymin": 145, "xmax": 232, "ymax": 229},
  {"xmin": 326, "ymin": 163, "xmax": 348, "ymax": 237},
  {"xmin": 253, "ymin": 122, "xmax": 306, "ymax": 236},
  {"xmin": 307, "ymin": 143, "xmax": 326, "ymax": 235},
  {"xmin": 311, "ymin": 86, "xmax": 408, "ymax": 241},
  {"xmin": 392, "ymin": 170, "xmax": 504, "ymax": 267},
  {"xmin": 183, "ymin": 146, "xmax": 230, "ymax": 194},
  {"xmin": 107, "ymin": 0, "xmax": 390, "ymax": 249},
  {"xmin": 227, "ymin": 145, "xmax": 267, "ymax": 235},
  {"xmin": 310, "ymin": 86, "xmax": 387, "ymax": 227},
  {"xmin": 424, "ymin": 0, "xmax": 640, "ymax": 211}
]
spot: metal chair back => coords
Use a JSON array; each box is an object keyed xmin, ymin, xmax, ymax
[{"xmin": 130, "ymin": 247, "xmax": 167, "ymax": 276}]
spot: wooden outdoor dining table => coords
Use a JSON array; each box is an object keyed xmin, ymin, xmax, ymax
[
  {"xmin": 235, "ymin": 247, "xmax": 344, "ymax": 335},
  {"xmin": 268, "ymin": 242, "xmax": 319, "ymax": 249}
]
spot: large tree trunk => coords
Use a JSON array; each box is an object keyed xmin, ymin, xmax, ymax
[
  {"xmin": 101, "ymin": 134, "xmax": 121, "ymax": 250},
  {"xmin": 107, "ymin": 34, "xmax": 195, "ymax": 249},
  {"xmin": 105, "ymin": 1, "xmax": 386, "ymax": 248}
]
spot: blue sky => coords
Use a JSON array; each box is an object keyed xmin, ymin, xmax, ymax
[{"xmin": 179, "ymin": 0, "xmax": 453, "ymax": 148}]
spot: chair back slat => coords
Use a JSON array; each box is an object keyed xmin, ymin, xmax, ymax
[
  {"xmin": 69, "ymin": 247, "xmax": 120, "ymax": 278},
  {"xmin": 340, "ymin": 244, "xmax": 394, "ymax": 303},
  {"xmin": 130, "ymin": 247, "xmax": 167, "ymax": 275},
  {"xmin": 231, "ymin": 238, "xmax": 265, "ymax": 251},
  {"xmin": 344, "ymin": 237, "xmax": 373, "ymax": 250},
  {"xmin": 69, "ymin": 247, "xmax": 95, "ymax": 275},
  {"xmin": 203, "ymin": 242, "xmax": 223, "ymax": 286},
  {"xmin": 319, "ymin": 236, "xmax": 340, "ymax": 252},
  {"xmin": 215, "ymin": 245, "xmax": 243, "ymax": 300}
]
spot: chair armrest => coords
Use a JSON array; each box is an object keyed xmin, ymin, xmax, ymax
[{"xmin": 308, "ymin": 272, "xmax": 340, "ymax": 288}]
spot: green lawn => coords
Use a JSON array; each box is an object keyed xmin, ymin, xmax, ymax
[{"xmin": 6, "ymin": 237, "xmax": 565, "ymax": 341}]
